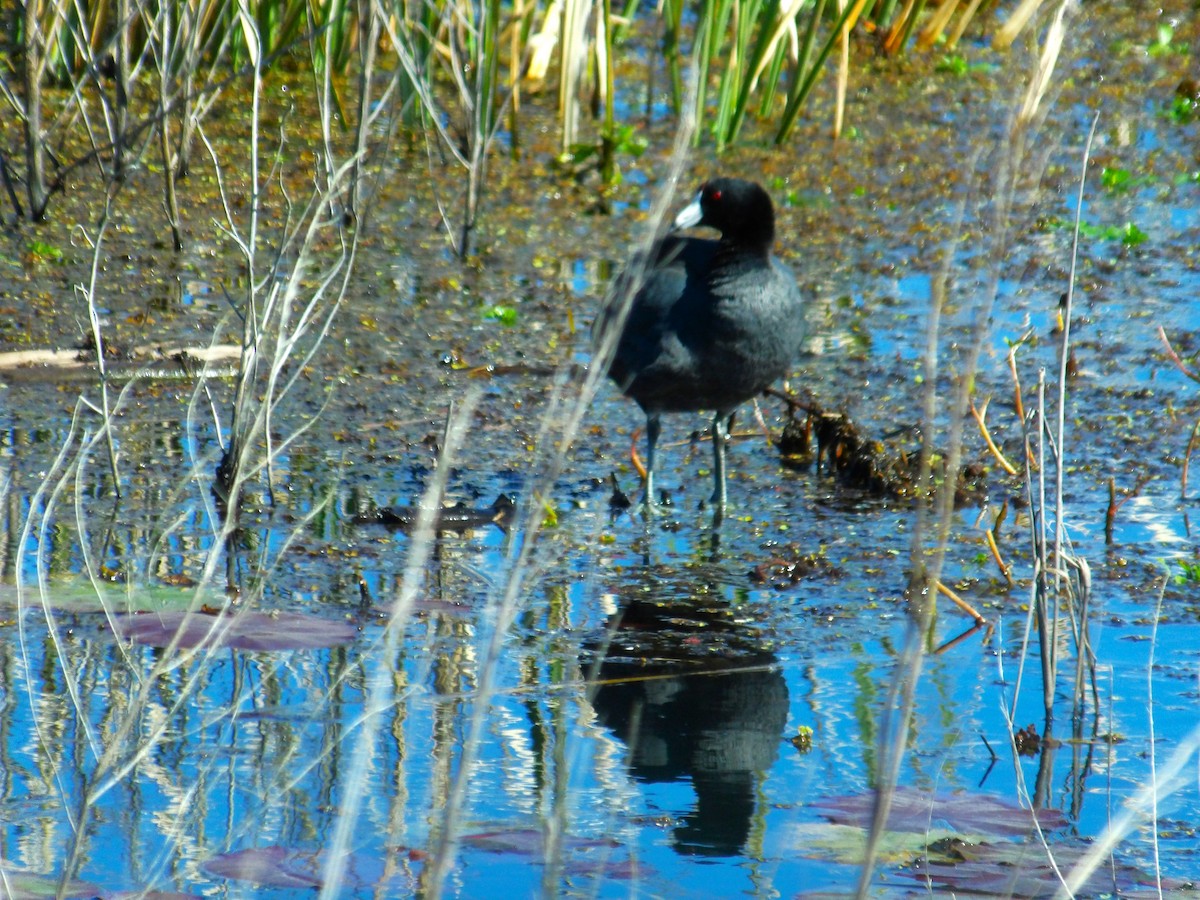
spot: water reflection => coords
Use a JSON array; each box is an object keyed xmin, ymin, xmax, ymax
[{"xmin": 584, "ymin": 589, "xmax": 787, "ymax": 856}]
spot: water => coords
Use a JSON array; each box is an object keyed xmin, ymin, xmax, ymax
[{"xmin": 3, "ymin": 7, "xmax": 1200, "ymax": 896}]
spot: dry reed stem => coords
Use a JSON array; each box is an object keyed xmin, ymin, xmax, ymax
[
  {"xmin": 970, "ymin": 396, "xmax": 1019, "ymax": 475},
  {"xmin": 881, "ymin": 0, "xmax": 916, "ymax": 54},
  {"xmin": 1006, "ymin": 332, "xmax": 1033, "ymax": 422},
  {"xmin": 916, "ymin": 0, "xmax": 959, "ymax": 51},
  {"xmin": 1007, "ymin": 332, "xmax": 1040, "ymax": 470},
  {"xmin": 993, "ymin": 0, "xmax": 1047, "ymax": 50},
  {"xmin": 935, "ymin": 578, "xmax": 986, "ymax": 625},
  {"xmin": 946, "ymin": 0, "xmax": 988, "ymax": 48},
  {"xmin": 985, "ymin": 526, "xmax": 1013, "ymax": 588},
  {"xmin": 834, "ymin": 0, "xmax": 848, "ymax": 139},
  {"xmin": 1157, "ymin": 326, "xmax": 1200, "ymax": 383},
  {"xmin": 750, "ymin": 398, "xmax": 773, "ymax": 444},
  {"xmin": 1017, "ymin": 0, "xmax": 1072, "ymax": 124}
]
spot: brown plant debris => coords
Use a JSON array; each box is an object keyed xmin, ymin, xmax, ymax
[{"xmin": 767, "ymin": 388, "xmax": 989, "ymax": 503}]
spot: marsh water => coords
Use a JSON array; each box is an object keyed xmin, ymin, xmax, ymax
[{"xmin": 2, "ymin": 6, "xmax": 1200, "ymax": 897}]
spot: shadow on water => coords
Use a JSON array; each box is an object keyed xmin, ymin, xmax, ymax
[{"xmin": 583, "ymin": 580, "xmax": 788, "ymax": 857}]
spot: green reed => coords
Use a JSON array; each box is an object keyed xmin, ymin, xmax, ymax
[
  {"xmin": 5, "ymin": 0, "xmax": 1047, "ymax": 228},
  {"xmin": 774, "ymin": 0, "xmax": 864, "ymax": 143}
]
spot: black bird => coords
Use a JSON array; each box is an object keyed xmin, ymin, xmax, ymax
[{"xmin": 594, "ymin": 177, "xmax": 807, "ymax": 514}]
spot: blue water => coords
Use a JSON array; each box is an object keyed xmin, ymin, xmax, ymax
[{"xmin": 4, "ymin": 10, "xmax": 1200, "ymax": 897}]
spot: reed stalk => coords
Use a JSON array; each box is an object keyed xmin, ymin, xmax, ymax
[
  {"xmin": 4, "ymin": 0, "xmax": 1057, "ymax": 235},
  {"xmin": 21, "ymin": 0, "xmax": 48, "ymax": 219},
  {"xmin": 854, "ymin": 18, "xmax": 1078, "ymax": 893}
]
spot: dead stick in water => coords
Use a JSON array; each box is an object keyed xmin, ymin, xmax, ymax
[
  {"xmin": 985, "ymin": 529, "xmax": 1013, "ymax": 589},
  {"xmin": 1006, "ymin": 331, "xmax": 1034, "ymax": 422},
  {"xmin": 629, "ymin": 426, "xmax": 647, "ymax": 481},
  {"xmin": 1105, "ymin": 477, "xmax": 1117, "ymax": 545},
  {"xmin": 971, "ymin": 396, "xmax": 1018, "ymax": 475},
  {"xmin": 763, "ymin": 386, "xmax": 821, "ymax": 415},
  {"xmin": 987, "ymin": 502, "xmax": 1014, "ymax": 589},
  {"xmin": 1106, "ymin": 473, "xmax": 1153, "ymax": 544},
  {"xmin": 1183, "ymin": 419, "xmax": 1200, "ymax": 501},
  {"xmin": 936, "ymin": 579, "xmax": 986, "ymax": 625},
  {"xmin": 933, "ymin": 619, "xmax": 990, "ymax": 655}
]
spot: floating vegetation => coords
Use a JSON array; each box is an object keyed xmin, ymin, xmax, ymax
[
  {"xmin": 353, "ymin": 494, "xmax": 517, "ymax": 532},
  {"xmin": 770, "ymin": 390, "xmax": 990, "ymax": 504},
  {"xmin": 110, "ymin": 609, "xmax": 359, "ymax": 651},
  {"xmin": 4, "ymin": 2, "xmax": 1198, "ymax": 896}
]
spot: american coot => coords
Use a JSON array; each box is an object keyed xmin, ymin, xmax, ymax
[{"xmin": 594, "ymin": 177, "xmax": 806, "ymax": 514}]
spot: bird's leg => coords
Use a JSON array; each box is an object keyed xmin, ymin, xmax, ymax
[
  {"xmin": 643, "ymin": 413, "xmax": 662, "ymax": 511},
  {"xmin": 710, "ymin": 411, "xmax": 734, "ymax": 511}
]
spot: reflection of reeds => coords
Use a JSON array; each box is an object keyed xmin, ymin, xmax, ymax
[{"xmin": 415, "ymin": 70, "xmax": 701, "ymax": 897}]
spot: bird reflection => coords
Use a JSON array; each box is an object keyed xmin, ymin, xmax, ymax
[{"xmin": 584, "ymin": 591, "xmax": 788, "ymax": 856}]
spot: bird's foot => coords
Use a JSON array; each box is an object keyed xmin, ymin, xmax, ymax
[{"xmin": 637, "ymin": 488, "xmax": 674, "ymax": 518}]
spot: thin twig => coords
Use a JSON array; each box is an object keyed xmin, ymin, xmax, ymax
[
  {"xmin": 1182, "ymin": 419, "xmax": 1200, "ymax": 500},
  {"xmin": 1157, "ymin": 326, "xmax": 1200, "ymax": 384}
]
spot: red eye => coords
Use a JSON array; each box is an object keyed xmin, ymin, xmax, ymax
[{"xmin": 710, "ymin": 189, "xmax": 722, "ymax": 202}]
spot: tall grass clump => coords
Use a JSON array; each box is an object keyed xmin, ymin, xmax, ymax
[
  {"xmin": 323, "ymin": 72, "xmax": 702, "ymax": 895},
  {"xmin": 5, "ymin": 0, "xmax": 1056, "ymax": 243},
  {"xmin": 3, "ymin": 0, "xmax": 369, "ymax": 228},
  {"xmin": 13, "ymin": 12, "xmax": 363, "ymax": 891},
  {"xmin": 8, "ymin": 18, "xmax": 705, "ymax": 896}
]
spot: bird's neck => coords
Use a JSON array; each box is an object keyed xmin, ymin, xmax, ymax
[{"xmin": 716, "ymin": 238, "xmax": 772, "ymax": 266}]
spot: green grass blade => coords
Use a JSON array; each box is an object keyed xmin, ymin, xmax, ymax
[
  {"xmin": 662, "ymin": 0, "xmax": 685, "ymax": 111},
  {"xmin": 722, "ymin": 0, "xmax": 781, "ymax": 147},
  {"xmin": 774, "ymin": 0, "xmax": 864, "ymax": 143}
]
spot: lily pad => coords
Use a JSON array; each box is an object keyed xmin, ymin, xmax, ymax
[
  {"xmin": 461, "ymin": 829, "xmax": 619, "ymax": 855},
  {"xmin": 813, "ymin": 788, "xmax": 1067, "ymax": 839},
  {"xmin": 0, "ymin": 861, "xmax": 100, "ymax": 900},
  {"xmin": 903, "ymin": 839, "xmax": 1197, "ymax": 897},
  {"xmin": 201, "ymin": 846, "xmax": 416, "ymax": 892},
  {"xmin": 459, "ymin": 830, "xmax": 641, "ymax": 881},
  {"xmin": 110, "ymin": 610, "xmax": 358, "ymax": 651},
  {"xmin": 787, "ymin": 822, "xmax": 965, "ymax": 865},
  {"xmin": 0, "ymin": 580, "xmax": 210, "ymax": 614},
  {"xmin": 201, "ymin": 847, "xmax": 323, "ymax": 889}
]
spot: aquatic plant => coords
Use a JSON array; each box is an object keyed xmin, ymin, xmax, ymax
[
  {"xmin": 849, "ymin": 16, "xmax": 1123, "ymax": 895},
  {"xmin": 3, "ymin": 0, "xmax": 1062, "ymax": 229}
]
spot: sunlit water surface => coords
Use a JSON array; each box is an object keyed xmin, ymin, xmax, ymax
[{"xmin": 3, "ymin": 9, "xmax": 1200, "ymax": 897}]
